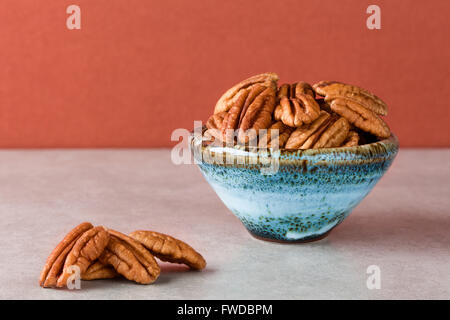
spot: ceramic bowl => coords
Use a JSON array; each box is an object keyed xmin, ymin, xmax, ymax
[{"xmin": 190, "ymin": 132, "xmax": 398, "ymax": 243}]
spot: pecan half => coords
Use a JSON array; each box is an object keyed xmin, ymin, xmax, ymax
[
  {"xmin": 285, "ymin": 111, "xmax": 332, "ymax": 149},
  {"xmin": 206, "ymin": 111, "xmax": 227, "ymax": 130},
  {"xmin": 341, "ymin": 130, "xmax": 360, "ymax": 147},
  {"xmin": 330, "ymin": 98, "xmax": 390, "ymax": 138},
  {"xmin": 258, "ymin": 121, "xmax": 294, "ymax": 148},
  {"xmin": 237, "ymin": 86, "xmax": 277, "ymax": 144},
  {"xmin": 219, "ymin": 84, "xmax": 274, "ymax": 144},
  {"xmin": 39, "ymin": 222, "xmax": 93, "ymax": 288},
  {"xmin": 130, "ymin": 230, "xmax": 206, "ymax": 270},
  {"xmin": 99, "ymin": 234, "xmax": 160, "ymax": 285},
  {"xmin": 274, "ymin": 105, "xmax": 283, "ymax": 121},
  {"xmin": 313, "ymin": 81, "xmax": 388, "ymax": 116},
  {"xmin": 313, "ymin": 117, "xmax": 350, "ymax": 149},
  {"xmin": 274, "ymin": 82, "xmax": 315, "ymax": 121},
  {"xmin": 205, "ymin": 112, "xmax": 227, "ymax": 146},
  {"xmin": 279, "ymin": 94, "xmax": 321, "ymax": 127},
  {"xmin": 214, "ymin": 72, "xmax": 278, "ymax": 114},
  {"xmin": 56, "ymin": 226, "xmax": 110, "ymax": 287},
  {"xmin": 106, "ymin": 229, "xmax": 160, "ymax": 283},
  {"xmin": 81, "ymin": 261, "xmax": 118, "ymax": 280}
]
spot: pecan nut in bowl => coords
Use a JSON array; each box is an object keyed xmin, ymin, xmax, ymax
[
  {"xmin": 191, "ymin": 72, "xmax": 398, "ymax": 242},
  {"xmin": 258, "ymin": 121, "xmax": 294, "ymax": 149},
  {"xmin": 312, "ymin": 117, "xmax": 350, "ymax": 149},
  {"xmin": 237, "ymin": 86, "xmax": 277, "ymax": 144},
  {"xmin": 330, "ymin": 98, "xmax": 390, "ymax": 139},
  {"xmin": 279, "ymin": 94, "xmax": 321, "ymax": 127},
  {"xmin": 284, "ymin": 111, "xmax": 331, "ymax": 149},
  {"xmin": 214, "ymin": 72, "xmax": 278, "ymax": 114},
  {"xmin": 342, "ymin": 130, "xmax": 360, "ymax": 147},
  {"xmin": 130, "ymin": 230, "xmax": 207, "ymax": 270},
  {"xmin": 313, "ymin": 81, "xmax": 388, "ymax": 116}
]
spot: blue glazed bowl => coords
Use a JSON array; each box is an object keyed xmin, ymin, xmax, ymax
[{"xmin": 190, "ymin": 132, "xmax": 398, "ymax": 243}]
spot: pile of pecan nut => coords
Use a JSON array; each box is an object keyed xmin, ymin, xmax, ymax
[
  {"xmin": 206, "ymin": 73, "xmax": 391, "ymax": 149},
  {"xmin": 39, "ymin": 222, "xmax": 206, "ymax": 288}
]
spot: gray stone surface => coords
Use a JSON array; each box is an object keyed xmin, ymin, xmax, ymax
[{"xmin": 0, "ymin": 149, "xmax": 448, "ymax": 299}]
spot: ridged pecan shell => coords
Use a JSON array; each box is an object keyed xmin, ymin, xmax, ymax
[
  {"xmin": 39, "ymin": 222, "xmax": 93, "ymax": 288},
  {"xmin": 330, "ymin": 98, "xmax": 390, "ymax": 138},
  {"xmin": 214, "ymin": 72, "xmax": 278, "ymax": 114},
  {"xmin": 56, "ymin": 226, "xmax": 110, "ymax": 287},
  {"xmin": 130, "ymin": 230, "xmax": 206, "ymax": 270},
  {"xmin": 313, "ymin": 81, "xmax": 388, "ymax": 116}
]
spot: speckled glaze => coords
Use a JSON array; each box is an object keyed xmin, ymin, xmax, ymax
[{"xmin": 190, "ymin": 132, "xmax": 398, "ymax": 242}]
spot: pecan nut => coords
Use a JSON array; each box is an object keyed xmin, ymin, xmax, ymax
[
  {"xmin": 258, "ymin": 121, "xmax": 294, "ymax": 148},
  {"xmin": 341, "ymin": 130, "xmax": 360, "ymax": 147},
  {"xmin": 56, "ymin": 226, "xmax": 110, "ymax": 287},
  {"xmin": 285, "ymin": 111, "xmax": 331, "ymax": 149},
  {"xmin": 130, "ymin": 230, "xmax": 207, "ymax": 270},
  {"xmin": 221, "ymin": 86, "xmax": 263, "ymax": 143},
  {"xmin": 274, "ymin": 82, "xmax": 315, "ymax": 121},
  {"xmin": 330, "ymin": 98, "xmax": 390, "ymax": 138},
  {"xmin": 99, "ymin": 229, "xmax": 161, "ymax": 284},
  {"xmin": 206, "ymin": 111, "xmax": 227, "ymax": 130},
  {"xmin": 312, "ymin": 117, "xmax": 350, "ymax": 149},
  {"xmin": 214, "ymin": 72, "xmax": 278, "ymax": 114},
  {"xmin": 279, "ymin": 94, "xmax": 321, "ymax": 127},
  {"xmin": 237, "ymin": 86, "xmax": 277, "ymax": 144},
  {"xmin": 313, "ymin": 81, "xmax": 388, "ymax": 116},
  {"xmin": 81, "ymin": 261, "xmax": 118, "ymax": 280},
  {"xmin": 39, "ymin": 222, "xmax": 93, "ymax": 287}
]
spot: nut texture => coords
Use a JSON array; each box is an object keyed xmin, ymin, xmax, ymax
[
  {"xmin": 56, "ymin": 226, "xmax": 110, "ymax": 287},
  {"xmin": 206, "ymin": 111, "xmax": 227, "ymax": 130},
  {"xmin": 214, "ymin": 72, "xmax": 278, "ymax": 114},
  {"xmin": 237, "ymin": 86, "xmax": 277, "ymax": 144},
  {"xmin": 130, "ymin": 230, "xmax": 207, "ymax": 270},
  {"xmin": 284, "ymin": 111, "xmax": 331, "ymax": 149},
  {"xmin": 313, "ymin": 117, "xmax": 350, "ymax": 148},
  {"xmin": 313, "ymin": 81, "xmax": 388, "ymax": 116},
  {"xmin": 342, "ymin": 130, "xmax": 360, "ymax": 147},
  {"xmin": 39, "ymin": 222, "xmax": 93, "ymax": 287},
  {"xmin": 258, "ymin": 121, "xmax": 294, "ymax": 148},
  {"xmin": 99, "ymin": 235, "xmax": 160, "ymax": 285},
  {"xmin": 279, "ymin": 94, "xmax": 321, "ymax": 127},
  {"xmin": 330, "ymin": 98, "xmax": 390, "ymax": 138},
  {"xmin": 81, "ymin": 261, "xmax": 118, "ymax": 280}
]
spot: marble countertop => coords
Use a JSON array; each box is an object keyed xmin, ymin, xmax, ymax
[{"xmin": 0, "ymin": 149, "xmax": 448, "ymax": 300}]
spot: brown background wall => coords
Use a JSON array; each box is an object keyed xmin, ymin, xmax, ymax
[{"xmin": 0, "ymin": 0, "xmax": 449, "ymax": 148}]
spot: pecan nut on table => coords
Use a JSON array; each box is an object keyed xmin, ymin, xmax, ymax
[
  {"xmin": 40, "ymin": 223, "xmax": 206, "ymax": 288},
  {"xmin": 206, "ymin": 73, "xmax": 391, "ymax": 149}
]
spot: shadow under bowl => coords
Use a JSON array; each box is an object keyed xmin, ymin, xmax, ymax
[{"xmin": 190, "ymin": 132, "xmax": 399, "ymax": 243}]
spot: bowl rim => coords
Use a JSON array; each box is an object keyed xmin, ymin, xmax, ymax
[{"xmin": 189, "ymin": 129, "xmax": 399, "ymax": 167}]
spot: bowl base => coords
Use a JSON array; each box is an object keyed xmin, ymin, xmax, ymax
[{"xmin": 248, "ymin": 229, "xmax": 332, "ymax": 244}]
